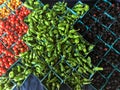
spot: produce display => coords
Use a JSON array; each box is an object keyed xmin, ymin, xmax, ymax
[
  {"xmin": 74, "ymin": 0, "xmax": 120, "ymax": 89},
  {"xmin": 0, "ymin": 0, "xmax": 119, "ymax": 90},
  {"xmin": 0, "ymin": 0, "xmax": 103, "ymax": 90}
]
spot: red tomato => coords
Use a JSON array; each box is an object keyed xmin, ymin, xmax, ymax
[{"xmin": 1, "ymin": 68, "xmax": 7, "ymax": 74}]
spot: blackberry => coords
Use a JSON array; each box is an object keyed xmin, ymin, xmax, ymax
[
  {"xmin": 110, "ymin": 21, "xmax": 120, "ymax": 37},
  {"xmin": 99, "ymin": 60, "xmax": 113, "ymax": 77},
  {"xmin": 96, "ymin": 0, "xmax": 110, "ymax": 11},
  {"xmin": 113, "ymin": 39, "xmax": 120, "ymax": 53},
  {"xmin": 105, "ymin": 50, "xmax": 120, "ymax": 66},
  {"xmin": 99, "ymin": 14, "xmax": 113, "ymax": 27},
  {"xmin": 101, "ymin": 31, "xmax": 116, "ymax": 45},
  {"xmin": 105, "ymin": 71, "xmax": 120, "ymax": 90},
  {"xmin": 92, "ymin": 72, "xmax": 106, "ymax": 89}
]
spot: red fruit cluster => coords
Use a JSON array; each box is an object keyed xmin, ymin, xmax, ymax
[
  {"xmin": 0, "ymin": 6, "xmax": 30, "ymax": 76},
  {"xmin": 12, "ymin": 40, "xmax": 28, "ymax": 55},
  {"xmin": 0, "ymin": 42, "xmax": 15, "ymax": 76},
  {"xmin": 0, "ymin": 54, "xmax": 16, "ymax": 76},
  {"xmin": 1, "ymin": 34, "xmax": 19, "ymax": 49}
]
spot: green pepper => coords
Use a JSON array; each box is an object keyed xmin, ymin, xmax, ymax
[
  {"xmin": 14, "ymin": 75, "xmax": 25, "ymax": 82},
  {"xmin": 34, "ymin": 1, "xmax": 39, "ymax": 5},
  {"xmin": 87, "ymin": 57, "xmax": 92, "ymax": 67},
  {"xmin": 60, "ymin": 63, "xmax": 64, "ymax": 72},
  {"xmin": 43, "ymin": 4, "xmax": 49, "ymax": 11},
  {"xmin": 44, "ymin": 21, "xmax": 50, "ymax": 26},
  {"xmin": 9, "ymin": 71, "xmax": 14, "ymax": 79},
  {"xmin": 93, "ymin": 67, "xmax": 103, "ymax": 71},
  {"xmin": 24, "ymin": 3, "xmax": 33, "ymax": 10},
  {"xmin": 25, "ymin": 69, "xmax": 32, "ymax": 75},
  {"xmin": 75, "ymin": 38, "xmax": 79, "ymax": 44},
  {"xmin": 57, "ymin": 42, "xmax": 61, "ymax": 52},
  {"xmin": 84, "ymin": 5, "xmax": 89, "ymax": 11}
]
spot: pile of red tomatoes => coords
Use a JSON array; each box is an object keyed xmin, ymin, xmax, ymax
[{"xmin": 0, "ymin": 6, "xmax": 30, "ymax": 76}]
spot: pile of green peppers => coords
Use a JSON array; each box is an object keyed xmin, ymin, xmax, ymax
[
  {"xmin": 0, "ymin": 77, "xmax": 14, "ymax": 90},
  {"xmin": 1, "ymin": 0, "xmax": 103, "ymax": 90}
]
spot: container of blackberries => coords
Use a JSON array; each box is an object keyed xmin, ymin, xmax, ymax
[
  {"xmin": 88, "ymin": 42, "xmax": 109, "ymax": 66},
  {"xmin": 104, "ymin": 70, "xmax": 120, "ymax": 90},
  {"xmin": 104, "ymin": 50, "xmax": 120, "ymax": 67},
  {"xmin": 110, "ymin": 21, "xmax": 120, "ymax": 37}
]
